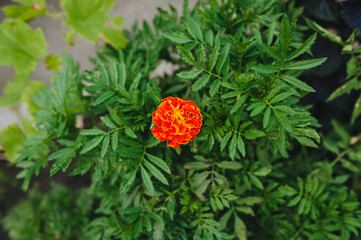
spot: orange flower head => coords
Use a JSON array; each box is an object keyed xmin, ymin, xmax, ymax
[{"xmin": 152, "ymin": 96, "xmax": 202, "ymax": 148}]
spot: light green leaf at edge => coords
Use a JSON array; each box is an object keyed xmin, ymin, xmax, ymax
[
  {"xmin": 351, "ymin": 94, "xmax": 361, "ymax": 125},
  {"xmin": 0, "ymin": 20, "xmax": 47, "ymax": 72},
  {"xmin": 0, "ymin": 124, "xmax": 26, "ymax": 163},
  {"xmin": 60, "ymin": 0, "xmax": 126, "ymax": 49},
  {"xmin": 234, "ymin": 214, "xmax": 247, "ymax": 240},
  {"xmin": 0, "ymin": 72, "xmax": 30, "ymax": 107},
  {"xmin": 1, "ymin": 0, "xmax": 46, "ymax": 22}
]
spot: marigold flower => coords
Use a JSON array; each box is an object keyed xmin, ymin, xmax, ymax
[{"xmin": 152, "ymin": 96, "xmax": 202, "ymax": 148}]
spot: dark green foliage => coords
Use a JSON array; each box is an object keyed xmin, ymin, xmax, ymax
[
  {"xmin": 1, "ymin": 1, "xmax": 361, "ymax": 240},
  {"xmin": 2, "ymin": 184, "xmax": 92, "ymax": 240}
]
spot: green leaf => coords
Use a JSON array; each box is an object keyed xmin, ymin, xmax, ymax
[
  {"xmin": 143, "ymin": 159, "xmax": 168, "ymax": 185},
  {"xmin": 250, "ymin": 103, "xmax": 266, "ymax": 117},
  {"xmin": 141, "ymin": 165, "xmax": 154, "ymax": 193},
  {"xmin": 191, "ymin": 74, "xmax": 210, "ymax": 92},
  {"xmin": 304, "ymin": 18, "xmax": 343, "ymax": 44},
  {"xmin": 220, "ymin": 132, "xmax": 232, "ymax": 151},
  {"xmin": 229, "ymin": 133, "xmax": 237, "ymax": 160},
  {"xmin": 251, "ymin": 64, "xmax": 280, "ymax": 74},
  {"xmin": 0, "ymin": 124, "xmax": 26, "ymax": 163},
  {"xmin": 0, "ymin": 20, "xmax": 47, "ymax": 72},
  {"xmin": 176, "ymin": 45, "xmax": 196, "ymax": 66},
  {"xmin": 279, "ymin": 75, "xmax": 315, "ymax": 92},
  {"xmin": 288, "ymin": 195, "xmax": 302, "ymax": 207},
  {"xmin": 298, "ymin": 197, "xmax": 307, "ymax": 214},
  {"xmin": 125, "ymin": 128, "xmax": 137, "ymax": 139},
  {"xmin": 284, "ymin": 58, "xmax": 327, "ymax": 70},
  {"xmin": 249, "ymin": 175, "xmax": 263, "ymax": 189},
  {"xmin": 2, "ymin": 0, "xmax": 46, "ymax": 21},
  {"xmin": 216, "ymin": 43, "xmax": 230, "ymax": 74},
  {"xmin": 111, "ymin": 131, "xmax": 119, "ymax": 151},
  {"xmin": 234, "ymin": 214, "xmax": 247, "ymax": 240},
  {"xmin": 177, "ymin": 70, "xmax": 202, "ymax": 79},
  {"xmin": 209, "ymin": 47, "xmax": 219, "ymax": 71},
  {"xmin": 187, "ymin": 18, "xmax": 203, "ymax": 42},
  {"xmin": 351, "ymin": 94, "xmax": 361, "ymax": 124},
  {"xmin": 209, "ymin": 79, "xmax": 220, "ymax": 97},
  {"xmin": 163, "ymin": 31, "xmax": 192, "ymax": 44},
  {"xmin": 93, "ymin": 91, "xmax": 116, "ymax": 106},
  {"xmin": 80, "ymin": 135, "xmax": 104, "ymax": 154},
  {"xmin": 253, "ymin": 168, "xmax": 271, "ymax": 176},
  {"xmin": 243, "ymin": 129, "xmax": 265, "ymax": 140},
  {"xmin": 263, "ymin": 107, "xmax": 271, "ymax": 128},
  {"xmin": 0, "ymin": 72, "xmax": 29, "ymax": 107},
  {"xmin": 145, "ymin": 153, "xmax": 171, "ymax": 174},
  {"xmin": 269, "ymin": 92, "xmax": 294, "ymax": 104},
  {"xmin": 221, "ymin": 91, "xmax": 242, "ymax": 99},
  {"xmin": 44, "ymin": 54, "xmax": 62, "ymax": 70},
  {"xmin": 288, "ymin": 33, "xmax": 316, "ymax": 60},
  {"xmin": 80, "ymin": 129, "xmax": 105, "ymax": 136},
  {"xmin": 217, "ymin": 161, "xmax": 243, "ymax": 170},
  {"xmin": 237, "ymin": 135, "xmax": 246, "ymax": 157},
  {"xmin": 184, "ymin": 162, "xmax": 211, "ymax": 170},
  {"xmin": 119, "ymin": 169, "xmax": 137, "ymax": 193},
  {"xmin": 327, "ymin": 77, "xmax": 358, "ymax": 102},
  {"xmin": 263, "ymin": 44, "xmax": 283, "ymax": 61},
  {"xmin": 273, "ymin": 109, "xmax": 292, "ymax": 132},
  {"xmin": 101, "ymin": 134, "xmax": 110, "ymax": 158},
  {"xmin": 231, "ymin": 95, "xmax": 247, "ymax": 114},
  {"xmin": 100, "ymin": 116, "xmax": 117, "ymax": 129},
  {"xmin": 279, "ymin": 15, "xmax": 292, "ymax": 53},
  {"xmin": 61, "ymin": 0, "xmax": 126, "ymax": 49}
]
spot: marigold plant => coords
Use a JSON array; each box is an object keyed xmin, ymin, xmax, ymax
[
  {"xmin": 152, "ymin": 96, "xmax": 202, "ymax": 148},
  {"xmin": 2, "ymin": 1, "xmax": 361, "ymax": 240}
]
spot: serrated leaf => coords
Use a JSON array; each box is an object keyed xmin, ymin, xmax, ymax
[
  {"xmin": 80, "ymin": 135, "xmax": 104, "ymax": 154},
  {"xmin": 221, "ymin": 91, "xmax": 242, "ymax": 99},
  {"xmin": 243, "ymin": 129, "xmax": 265, "ymax": 140},
  {"xmin": 217, "ymin": 161, "xmax": 243, "ymax": 170},
  {"xmin": 220, "ymin": 132, "xmax": 232, "ymax": 151},
  {"xmin": 119, "ymin": 169, "xmax": 137, "ymax": 193},
  {"xmin": 209, "ymin": 47, "xmax": 219, "ymax": 71},
  {"xmin": 234, "ymin": 215, "xmax": 247, "ymax": 240},
  {"xmin": 111, "ymin": 131, "xmax": 119, "ymax": 151},
  {"xmin": 163, "ymin": 31, "xmax": 192, "ymax": 44},
  {"xmin": 288, "ymin": 33, "xmax": 316, "ymax": 60},
  {"xmin": 231, "ymin": 95, "xmax": 247, "ymax": 113},
  {"xmin": 177, "ymin": 70, "xmax": 202, "ymax": 79},
  {"xmin": 263, "ymin": 44, "xmax": 283, "ymax": 61},
  {"xmin": 229, "ymin": 133, "xmax": 237, "ymax": 160},
  {"xmin": 273, "ymin": 109, "xmax": 292, "ymax": 132},
  {"xmin": 251, "ymin": 64, "xmax": 280, "ymax": 74},
  {"xmin": 327, "ymin": 77, "xmax": 358, "ymax": 102},
  {"xmin": 269, "ymin": 92, "xmax": 294, "ymax": 104},
  {"xmin": 305, "ymin": 18, "xmax": 343, "ymax": 44},
  {"xmin": 298, "ymin": 197, "xmax": 307, "ymax": 215},
  {"xmin": 93, "ymin": 91, "xmax": 116, "ymax": 106},
  {"xmin": 249, "ymin": 175, "xmax": 263, "ymax": 189},
  {"xmin": 237, "ymin": 135, "xmax": 246, "ymax": 157},
  {"xmin": 187, "ymin": 18, "xmax": 203, "ymax": 41},
  {"xmin": 209, "ymin": 79, "xmax": 220, "ymax": 97},
  {"xmin": 143, "ymin": 159, "xmax": 168, "ymax": 185},
  {"xmin": 141, "ymin": 165, "xmax": 154, "ymax": 193},
  {"xmin": 279, "ymin": 15, "xmax": 292, "ymax": 53},
  {"xmin": 176, "ymin": 45, "xmax": 196, "ymax": 66},
  {"xmin": 191, "ymin": 74, "xmax": 210, "ymax": 92},
  {"xmin": 253, "ymin": 168, "xmax": 271, "ymax": 176},
  {"xmin": 125, "ymin": 128, "xmax": 137, "ymax": 139},
  {"xmin": 263, "ymin": 107, "xmax": 271, "ymax": 128},
  {"xmin": 284, "ymin": 58, "xmax": 327, "ymax": 70},
  {"xmin": 216, "ymin": 43, "xmax": 230, "ymax": 74},
  {"xmin": 250, "ymin": 103, "xmax": 266, "ymax": 117},
  {"xmin": 288, "ymin": 195, "xmax": 302, "ymax": 207},
  {"xmin": 279, "ymin": 75, "xmax": 315, "ymax": 92},
  {"xmin": 100, "ymin": 116, "xmax": 116, "ymax": 129},
  {"xmin": 101, "ymin": 134, "xmax": 109, "ymax": 158},
  {"xmin": 146, "ymin": 153, "xmax": 171, "ymax": 174}
]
